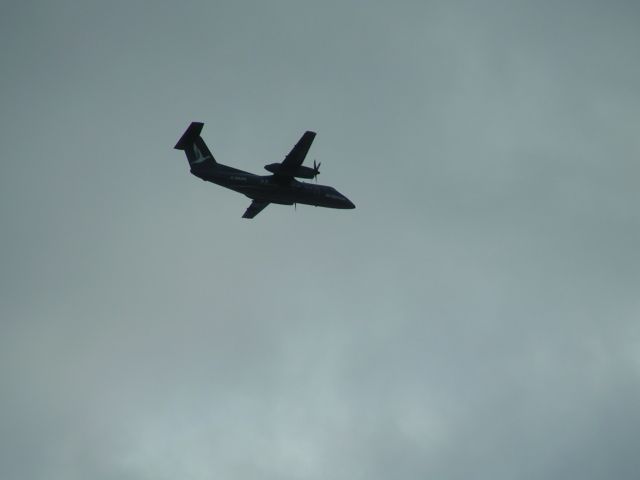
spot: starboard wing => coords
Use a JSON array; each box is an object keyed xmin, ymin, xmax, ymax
[
  {"xmin": 242, "ymin": 200, "xmax": 270, "ymax": 219},
  {"xmin": 279, "ymin": 131, "xmax": 316, "ymax": 172}
]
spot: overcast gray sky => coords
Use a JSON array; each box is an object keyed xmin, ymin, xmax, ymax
[{"xmin": 1, "ymin": 1, "xmax": 639, "ymax": 479}]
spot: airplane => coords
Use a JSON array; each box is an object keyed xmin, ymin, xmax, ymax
[{"xmin": 174, "ymin": 122, "xmax": 355, "ymax": 218}]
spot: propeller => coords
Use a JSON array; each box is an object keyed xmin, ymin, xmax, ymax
[{"xmin": 313, "ymin": 159, "xmax": 321, "ymax": 182}]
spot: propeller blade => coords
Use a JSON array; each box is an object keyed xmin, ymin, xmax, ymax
[{"xmin": 313, "ymin": 159, "xmax": 320, "ymax": 182}]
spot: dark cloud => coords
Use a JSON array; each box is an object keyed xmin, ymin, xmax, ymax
[{"xmin": 1, "ymin": 1, "xmax": 639, "ymax": 479}]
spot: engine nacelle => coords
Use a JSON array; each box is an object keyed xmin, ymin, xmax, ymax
[{"xmin": 264, "ymin": 163, "xmax": 319, "ymax": 179}]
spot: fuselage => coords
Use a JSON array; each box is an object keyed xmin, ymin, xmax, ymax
[{"xmin": 191, "ymin": 163, "xmax": 355, "ymax": 209}]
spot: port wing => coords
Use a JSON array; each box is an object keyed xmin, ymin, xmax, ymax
[{"xmin": 242, "ymin": 200, "xmax": 270, "ymax": 219}]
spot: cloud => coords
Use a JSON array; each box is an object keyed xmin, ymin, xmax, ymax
[{"xmin": 1, "ymin": 1, "xmax": 639, "ymax": 479}]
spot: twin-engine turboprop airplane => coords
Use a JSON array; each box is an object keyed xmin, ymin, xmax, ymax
[{"xmin": 174, "ymin": 122, "xmax": 355, "ymax": 218}]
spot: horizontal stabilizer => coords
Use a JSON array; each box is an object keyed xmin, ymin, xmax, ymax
[{"xmin": 174, "ymin": 122, "xmax": 205, "ymax": 150}]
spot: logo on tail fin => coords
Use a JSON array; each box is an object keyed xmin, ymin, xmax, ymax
[{"xmin": 192, "ymin": 143, "xmax": 212, "ymax": 164}]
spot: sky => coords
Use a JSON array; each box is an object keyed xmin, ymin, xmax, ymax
[{"xmin": 1, "ymin": 1, "xmax": 640, "ymax": 479}]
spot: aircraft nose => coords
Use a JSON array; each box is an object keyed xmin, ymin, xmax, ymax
[{"xmin": 344, "ymin": 197, "xmax": 355, "ymax": 209}]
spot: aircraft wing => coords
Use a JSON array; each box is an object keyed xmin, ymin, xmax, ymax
[
  {"xmin": 242, "ymin": 200, "xmax": 270, "ymax": 219},
  {"xmin": 279, "ymin": 131, "xmax": 316, "ymax": 172}
]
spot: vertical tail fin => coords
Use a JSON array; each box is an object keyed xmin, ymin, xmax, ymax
[{"xmin": 174, "ymin": 122, "xmax": 217, "ymax": 168}]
